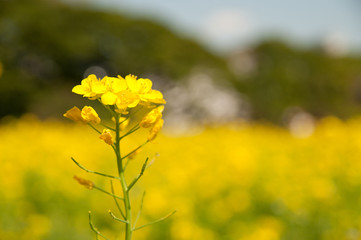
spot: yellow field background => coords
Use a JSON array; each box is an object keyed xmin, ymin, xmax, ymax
[{"xmin": 1, "ymin": 115, "xmax": 361, "ymax": 240}]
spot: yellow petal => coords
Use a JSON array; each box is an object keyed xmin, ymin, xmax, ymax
[
  {"xmin": 63, "ymin": 106, "xmax": 87, "ymax": 124},
  {"xmin": 141, "ymin": 90, "xmax": 166, "ymax": 104},
  {"xmin": 101, "ymin": 92, "xmax": 117, "ymax": 105},
  {"xmin": 81, "ymin": 106, "xmax": 101, "ymax": 124},
  {"xmin": 116, "ymin": 90, "xmax": 140, "ymax": 110},
  {"xmin": 111, "ymin": 78, "xmax": 127, "ymax": 93},
  {"xmin": 87, "ymin": 74, "xmax": 98, "ymax": 82},
  {"xmin": 148, "ymin": 119, "xmax": 164, "ymax": 141},
  {"xmin": 72, "ymin": 85, "xmax": 87, "ymax": 95},
  {"xmin": 127, "ymin": 98, "xmax": 140, "ymax": 108},
  {"xmin": 126, "ymin": 74, "xmax": 140, "ymax": 92},
  {"xmin": 92, "ymin": 81, "xmax": 106, "ymax": 94},
  {"xmin": 99, "ymin": 129, "xmax": 114, "ymax": 145},
  {"xmin": 137, "ymin": 78, "xmax": 152, "ymax": 93},
  {"xmin": 140, "ymin": 106, "xmax": 163, "ymax": 128}
]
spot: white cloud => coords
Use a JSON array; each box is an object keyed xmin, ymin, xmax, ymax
[{"xmin": 200, "ymin": 9, "xmax": 253, "ymax": 50}]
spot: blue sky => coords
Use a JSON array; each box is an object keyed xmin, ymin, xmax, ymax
[{"xmin": 64, "ymin": 0, "xmax": 361, "ymax": 54}]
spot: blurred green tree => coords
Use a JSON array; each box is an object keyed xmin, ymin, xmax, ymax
[
  {"xmin": 231, "ymin": 40, "xmax": 361, "ymax": 123},
  {"xmin": 1, "ymin": 0, "xmax": 361, "ymax": 123},
  {"xmin": 0, "ymin": 0, "xmax": 230, "ymax": 117}
]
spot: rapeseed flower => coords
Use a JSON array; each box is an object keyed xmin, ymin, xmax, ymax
[
  {"xmin": 72, "ymin": 74, "xmax": 102, "ymax": 99},
  {"xmin": 67, "ymin": 73, "xmax": 168, "ymax": 240},
  {"xmin": 100, "ymin": 76, "xmax": 127, "ymax": 105},
  {"xmin": 148, "ymin": 118, "xmax": 164, "ymax": 141},
  {"xmin": 63, "ymin": 106, "xmax": 88, "ymax": 124},
  {"xmin": 72, "ymin": 74, "xmax": 165, "ymax": 115},
  {"xmin": 115, "ymin": 90, "xmax": 140, "ymax": 114},
  {"xmin": 140, "ymin": 106, "xmax": 165, "ymax": 140},
  {"xmin": 140, "ymin": 106, "xmax": 164, "ymax": 128},
  {"xmin": 99, "ymin": 129, "xmax": 114, "ymax": 145},
  {"xmin": 124, "ymin": 74, "xmax": 166, "ymax": 105},
  {"xmin": 81, "ymin": 106, "xmax": 101, "ymax": 124}
]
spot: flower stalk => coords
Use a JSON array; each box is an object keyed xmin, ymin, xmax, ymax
[{"xmin": 65, "ymin": 74, "xmax": 173, "ymax": 240}]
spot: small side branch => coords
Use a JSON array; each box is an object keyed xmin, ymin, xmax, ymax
[
  {"xmin": 122, "ymin": 141, "xmax": 148, "ymax": 161},
  {"xmin": 71, "ymin": 157, "xmax": 120, "ymax": 180},
  {"xmin": 100, "ymin": 122, "xmax": 116, "ymax": 132},
  {"xmin": 93, "ymin": 185, "xmax": 123, "ymax": 201},
  {"xmin": 101, "ymin": 103, "xmax": 117, "ymax": 118},
  {"xmin": 127, "ymin": 157, "xmax": 149, "ymax": 191},
  {"xmin": 133, "ymin": 191, "xmax": 146, "ymax": 229},
  {"xmin": 110, "ymin": 180, "xmax": 125, "ymax": 219},
  {"xmin": 133, "ymin": 210, "xmax": 177, "ymax": 231},
  {"xmin": 88, "ymin": 211, "xmax": 110, "ymax": 240},
  {"xmin": 119, "ymin": 125, "xmax": 140, "ymax": 141},
  {"xmin": 108, "ymin": 210, "xmax": 128, "ymax": 224},
  {"xmin": 88, "ymin": 123, "xmax": 102, "ymax": 134}
]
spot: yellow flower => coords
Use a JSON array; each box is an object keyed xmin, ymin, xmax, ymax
[
  {"xmin": 99, "ymin": 129, "xmax": 114, "ymax": 145},
  {"xmin": 81, "ymin": 106, "xmax": 101, "ymax": 124},
  {"xmin": 72, "ymin": 74, "xmax": 105, "ymax": 99},
  {"xmin": 125, "ymin": 74, "xmax": 166, "ymax": 105},
  {"xmin": 100, "ymin": 76, "xmax": 127, "ymax": 105},
  {"xmin": 73, "ymin": 175, "xmax": 94, "ymax": 190},
  {"xmin": 126, "ymin": 74, "xmax": 152, "ymax": 94},
  {"xmin": 141, "ymin": 89, "xmax": 166, "ymax": 104},
  {"xmin": 115, "ymin": 90, "xmax": 140, "ymax": 114},
  {"xmin": 140, "ymin": 106, "xmax": 164, "ymax": 128},
  {"xmin": 63, "ymin": 106, "xmax": 87, "ymax": 124},
  {"xmin": 148, "ymin": 118, "xmax": 164, "ymax": 141}
]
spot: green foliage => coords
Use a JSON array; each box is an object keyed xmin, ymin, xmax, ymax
[
  {"xmin": 233, "ymin": 40, "xmax": 361, "ymax": 122},
  {"xmin": 0, "ymin": 0, "xmax": 229, "ymax": 117},
  {"xmin": 1, "ymin": 0, "xmax": 361, "ymax": 122}
]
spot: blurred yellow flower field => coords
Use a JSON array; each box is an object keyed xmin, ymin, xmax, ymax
[{"xmin": 1, "ymin": 115, "xmax": 361, "ymax": 240}]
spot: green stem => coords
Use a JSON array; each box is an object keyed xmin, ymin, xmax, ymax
[
  {"xmin": 123, "ymin": 141, "xmax": 149, "ymax": 171},
  {"xmin": 115, "ymin": 113, "xmax": 133, "ymax": 240},
  {"xmin": 127, "ymin": 157, "xmax": 149, "ymax": 192},
  {"xmin": 89, "ymin": 211, "xmax": 110, "ymax": 240},
  {"xmin": 71, "ymin": 157, "xmax": 120, "ymax": 180},
  {"xmin": 133, "ymin": 210, "xmax": 176, "ymax": 231},
  {"xmin": 119, "ymin": 125, "xmax": 140, "ymax": 141},
  {"xmin": 93, "ymin": 185, "xmax": 123, "ymax": 201},
  {"xmin": 109, "ymin": 210, "xmax": 128, "ymax": 224},
  {"xmin": 110, "ymin": 180, "xmax": 126, "ymax": 219},
  {"xmin": 88, "ymin": 123, "xmax": 101, "ymax": 134},
  {"xmin": 100, "ymin": 122, "xmax": 116, "ymax": 131},
  {"xmin": 122, "ymin": 141, "xmax": 149, "ymax": 161},
  {"xmin": 133, "ymin": 191, "xmax": 146, "ymax": 229}
]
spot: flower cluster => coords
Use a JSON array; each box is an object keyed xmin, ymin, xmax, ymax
[
  {"xmin": 72, "ymin": 74, "xmax": 165, "ymax": 114},
  {"xmin": 63, "ymin": 106, "xmax": 100, "ymax": 124},
  {"xmin": 140, "ymin": 106, "xmax": 164, "ymax": 141},
  {"xmin": 64, "ymin": 74, "xmax": 166, "ymax": 142}
]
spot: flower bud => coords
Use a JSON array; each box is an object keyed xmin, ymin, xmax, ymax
[
  {"xmin": 63, "ymin": 106, "xmax": 87, "ymax": 124},
  {"xmin": 140, "ymin": 106, "xmax": 164, "ymax": 128},
  {"xmin": 73, "ymin": 175, "xmax": 94, "ymax": 189},
  {"xmin": 99, "ymin": 129, "xmax": 114, "ymax": 145},
  {"xmin": 81, "ymin": 106, "xmax": 101, "ymax": 124},
  {"xmin": 148, "ymin": 118, "xmax": 164, "ymax": 141}
]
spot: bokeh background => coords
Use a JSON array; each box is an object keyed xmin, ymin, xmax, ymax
[{"xmin": 1, "ymin": 0, "xmax": 361, "ymax": 239}]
